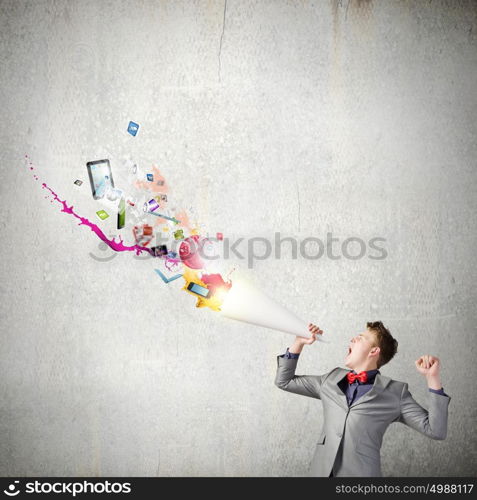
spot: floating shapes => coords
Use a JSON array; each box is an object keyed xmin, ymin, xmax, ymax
[
  {"xmin": 127, "ymin": 121, "xmax": 139, "ymax": 136},
  {"xmin": 216, "ymin": 232, "xmax": 223, "ymax": 241},
  {"xmin": 173, "ymin": 229, "xmax": 184, "ymax": 240},
  {"xmin": 164, "ymin": 251, "xmax": 180, "ymax": 271},
  {"xmin": 186, "ymin": 282, "xmax": 211, "ymax": 298},
  {"xmin": 144, "ymin": 198, "xmax": 160, "ymax": 213},
  {"xmin": 86, "ymin": 159, "xmax": 114, "ymax": 200},
  {"xmin": 96, "ymin": 210, "xmax": 109, "ymax": 220},
  {"xmin": 117, "ymin": 197, "xmax": 125, "ymax": 229},
  {"xmin": 146, "ymin": 173, "xmax": 154, "ymax": 182},
  {"xmin": 151, "ymin": 245, "xmax": 168, "ymax": 257},
  {"xmin": 181, "ymin": 268, "xmax": 223, "ymax": 311},
  {"xmin": 154, "ymin": 268, "xmax": 182, "ymax": 284},
  {"xmin": 106, "ymin": 187, "xmax": 123, "ymax": 202},
  {"xmin": 74, "ymin": 179, "xmax": 83, "ymax": 186},
  {"xmin": 147, "ymin": 211, "xmax": 180, "ymax": 224},
  {"xmin": 179, "ymin": 235, "xmax": 215, "ymax": 270},
  {"xmin": 133, "ymin": 224, "xmax": 153, "ymax": 247}
]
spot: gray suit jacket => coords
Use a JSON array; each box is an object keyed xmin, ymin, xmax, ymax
[{"xmin": 275, "ymin": 355, "xmax": 451, "ymax": 477}]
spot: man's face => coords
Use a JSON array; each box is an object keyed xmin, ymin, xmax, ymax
[{"xmin": 345, "ymin": 329, "xmax": 379, "ymax": 369}]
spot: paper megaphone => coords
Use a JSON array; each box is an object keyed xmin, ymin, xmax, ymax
[{"xmin": 220, "ymin": 279, "xmax": 328, "ymax": 341}]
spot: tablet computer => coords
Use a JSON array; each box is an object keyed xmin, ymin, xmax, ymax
[{"xmin": 86, "ymin": 159, "xmax": 115, "ymax": 200}]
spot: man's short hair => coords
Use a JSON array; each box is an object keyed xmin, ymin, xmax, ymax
[{"xmin": 367, "ymin": 321, "xmax": 398, "ymax": 368}]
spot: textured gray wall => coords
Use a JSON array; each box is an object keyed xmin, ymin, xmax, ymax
[{"xmin": 1, "ymin": 0, "xmax": 476, "ymax": 477}]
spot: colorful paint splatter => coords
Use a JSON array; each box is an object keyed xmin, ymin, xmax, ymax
[{"xmin": 25, "ymin": 155, "xmax": 232, "ymax": 311}]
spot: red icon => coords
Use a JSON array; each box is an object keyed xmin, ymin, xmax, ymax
[{"xmin": 133, "ymin": 224, "xmax": 153, "ymax": 247}]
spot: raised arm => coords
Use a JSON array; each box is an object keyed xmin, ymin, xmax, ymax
[
  {"xmin": 274, "ymin": 323, "xmax": 326, "ymax": 399},
  {"xmin": 397, "ymin": 355, "xmax": 451, "ymax": 440}
]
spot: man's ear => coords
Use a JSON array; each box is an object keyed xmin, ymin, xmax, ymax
[{"xmin": 369, "ymin": 346, "xmax": 380, "ymax": 358}]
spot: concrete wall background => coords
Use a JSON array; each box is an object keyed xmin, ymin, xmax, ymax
[{"xmin": 1, "ymin": 0, "xmax": 476, "ymax": 476}]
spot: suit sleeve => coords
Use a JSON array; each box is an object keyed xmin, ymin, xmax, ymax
[
  {"xmin": 397, "ymin": 382, "xmax": 451, "ymax": 440},
  {"xmin": 274, "ymin": 354, "xmax": 329, "ymax": 399}
]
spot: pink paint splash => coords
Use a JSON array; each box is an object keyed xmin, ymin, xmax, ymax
[
  {"xmin": 42, "ymin": 182, "xmax": 154, "ymax": 256},
  {"xmin": 25, "ymin": 155, "xmax": 153, "ymax": 257},
  {"xmin": 165, "ymin": 257, "xmax": 181, "ymax": 271}
]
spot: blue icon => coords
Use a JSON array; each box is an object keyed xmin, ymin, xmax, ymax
[
  {"xmin": 127, "ymin": 121, "xmax": 139, "ymax": 136},
  {"xmin": 146, "ymin": 211, "xmax": 179, "ymax": 224},
  {"xmin": 146, "ymin": 173, "xmax": 154, "ymax": 181},
  {"xmin": 154, "ymin": 269, "xmax": 182, "ymax": 284}
]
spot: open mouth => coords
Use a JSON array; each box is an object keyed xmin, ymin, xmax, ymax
[{"xmin": 346, "ymin": 346, "xmax": 352, "ymax": 356}]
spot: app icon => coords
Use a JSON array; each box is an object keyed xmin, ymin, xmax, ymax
[
  {"xmin": 151, "ymin": 245, "xmax": 168, "ymax": 257},
  {"xmin": 173, "ymin": 229, "xmax": 184, "ymax": 240},
  {"xmin": 144, "ymin": 199, "xmax": 160, "ymax": 213},
  {"xmin": 96, "ymin": 210, "xmax": 109, "ymax": 220},
  {"xmin": 127, "ymin": 121, "xmax": 139, "ymax": 136}
]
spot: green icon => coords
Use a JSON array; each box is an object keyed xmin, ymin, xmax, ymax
[
  {"xmin": 173, "ymin": 229, "xmax": 184, "ymax": 240},
  {"xmin": 96, "ymin": 210, "xmax": 109, "ymax": 220}
]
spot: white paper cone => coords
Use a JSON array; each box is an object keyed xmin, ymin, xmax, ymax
[{"xmin": 220, "ymin": 279, "xmax": 327, "ymax": 341}]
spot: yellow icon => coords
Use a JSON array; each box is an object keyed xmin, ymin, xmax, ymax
[{"xmin": 182, "ymin": 268, "xmax": 222, "ymax": 311}]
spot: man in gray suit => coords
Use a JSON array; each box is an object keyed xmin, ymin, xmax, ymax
[{"xmin": 275, "ymin": 321, "xmax": 451, "ymax": 477}]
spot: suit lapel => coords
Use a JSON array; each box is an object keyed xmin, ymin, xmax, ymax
[
  {"xmin": 350, "ymin": 372, "xmax": 391, "ymax": 407},
  {"xmin": 329, "ymin": 368, "xmax": 351, "ymax": 410},
  {"xmin": 329, "ymin": 368, "xmax": 392, "ymax": 409}
]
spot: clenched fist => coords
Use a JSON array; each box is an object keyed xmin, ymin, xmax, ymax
[{"xmin": 415, "ymin": 355, "xmax": 441, "ymax": 378}]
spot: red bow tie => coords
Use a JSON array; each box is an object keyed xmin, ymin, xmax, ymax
[{"xmin": 347, "ymin": 371, "xmax": 368, "ymax": 384}]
